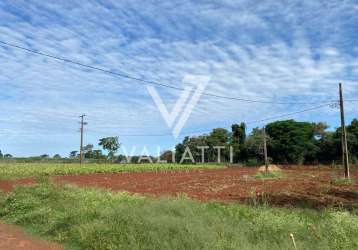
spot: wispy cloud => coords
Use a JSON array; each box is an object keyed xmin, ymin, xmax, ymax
[{"xmin": 0, "ymin": 0, "xmax": 357, "ymax": 156}]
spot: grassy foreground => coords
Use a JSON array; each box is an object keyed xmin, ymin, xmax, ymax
[
  {"xmin": 0, "ymin": 163, "xmax": 224, "ymax": 180},
  {"xmin": 1, "ymin": 183, "xmax": 358, "ymax": 250}
]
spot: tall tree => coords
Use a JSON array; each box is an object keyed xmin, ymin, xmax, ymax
[
  {"xmin": 83, "ymin": 144, "xmax": 94, "ymax": 159},
  {"xmin": 175, "ymin": 129, "xmax": 231, "ymax": 163},
  {"xmin": 266, "ymin": 120, "xmax": 316, "ymax": 164},
  {"xmin": 232, "ymin": 123, "xmax": 246, "ymax": 144},
  {"xmin": 246, "ymin": 127, "xmax": 265, "ymax": 161},
  {"xmin": 346, "ymin": 119, "xmax": 358, "ymax": 163},
  {"xmin": 99, "ymin": 137, "xmax": 120, "ymax": 160},
  {"xmin": 231, "ymin": 123, "xmax": 247, "ymax": 162},
  {"xmin": 207, "ymin": 128, "xmax": 230, "ymax": 162}
]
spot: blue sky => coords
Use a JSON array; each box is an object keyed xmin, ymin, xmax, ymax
[{"xmin": 0, "ymin": 0, "xmax": 357, "ymax": 157}]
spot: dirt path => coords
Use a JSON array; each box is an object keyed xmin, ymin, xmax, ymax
[{"xmin": 0, "ymin": 221, "xmax": 62, "ymax": 250}]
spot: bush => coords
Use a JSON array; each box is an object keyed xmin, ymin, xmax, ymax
[{"xmin": 245, "ymin": 158, "xmax": 261, "ymax": 167}]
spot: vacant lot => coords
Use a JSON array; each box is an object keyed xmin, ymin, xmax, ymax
[
  {"xmin": 1, "ymin": 164, "xmax": 358, "ymax": 209},
  {"xmin": 50, "ymin": 166, "xmax": 358, "ymax": 209},
  {"xmin": 1, "ymin": 164, "xmax": 358, "ymax": 249}
]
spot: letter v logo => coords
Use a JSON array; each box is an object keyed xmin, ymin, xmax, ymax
[{"xmin": 147, "ymin": 75, "xmax": 210, "ymax": 138}]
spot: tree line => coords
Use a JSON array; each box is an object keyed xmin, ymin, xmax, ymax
[
  {"xmin": 1, "ymin": 119, "xmax": 357, "ymax": 165},
  {"xmin": 172, "ymin": 119, "xmax": 358, "ymax": 165}
]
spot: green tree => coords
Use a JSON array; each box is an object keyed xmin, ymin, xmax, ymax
[
  {"xmin": 4, "ymin": 154, "xmax": 12, "ymax": 159},
  {"xmin": 315, "ymin": 131, "xmax": 339, "ymax": 164},
  {"xmin": 99, "ymin": 137, "xmax": 120, "ymax": 160},
  {"xmin": 232, "ymin": 123, "xmax": 246, "ymax": 144},
  {"xmin": 69, "ymin": 151, "xmax": 78, "ymax": 158},
  {"xmin": 53, "ymin": 154, "xmax": 62, "ymax": 159},
  {"xmin": 175, "ymin": 128, "xmax": 231, "ymax": 163},
  {"xmin": 266, "ymin": 120, "xmax": 316, "ymax": 164},
  {"xmin": 246, "ymin": 127, "xmax": 265, "ymax": 162},
  {"xmin": 93, "ymin": 149, "xmax": 105, "ymax": 159},
  {"xmin": 160, "ymin": 150, "xmax": 174, "ymax": 163},
  {"xmin": 207, "ymin": 128, "xmax": 230, "ymax": 162},
  {"xmin": 0, "ymin": 150, "xmax": 3, "ymax": 159},
  {"xmin": 83, "ymin": 144, "xmax": 94, "ymax": 159},
  {"xmin": 346, "ymin": 119, "xmax": 358, "ymax": 163},
  {"xmin": 313, "ymin": 122, "xmax": 329, "ymax": 139},
  {"xmin": 231, "ymin": 123, "xmax": 247, "ymax": 162}
]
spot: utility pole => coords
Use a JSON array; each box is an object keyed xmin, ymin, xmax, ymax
[
  {"xmin": 263, "ymin": 126, "xmax": 269, "ymax": 173},
  {"xmin": 79, "ymin": 114, "xmax": 87, "ymax": 165},
  {"xmin": 339, "ymin": 83, "xmax": 350, "ymax": 178}
]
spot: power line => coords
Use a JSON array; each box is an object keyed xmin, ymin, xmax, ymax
[
  {"xmin": 87, "ymin": 103, "xmax": 331, "ymax": 137},
  {"xmin": 245, "ymin": 103, "xmax": 330, "ymax": 125},
  {"xmin": 0, "ymin": 40, "xmax": 334, "ymax": 105},
  {"xmin": 2, "ymin": 98, "xmax": 353, "ymax": 126}
]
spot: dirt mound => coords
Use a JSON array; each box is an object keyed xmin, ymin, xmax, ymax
[{"xmin": 258, "ymin": 164, "xmax": 282, "ymax": 172}]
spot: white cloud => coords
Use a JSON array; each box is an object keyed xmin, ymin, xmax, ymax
[{"xmin": 0, "ymin": 0, "xmax": 357, "ymax": 155}]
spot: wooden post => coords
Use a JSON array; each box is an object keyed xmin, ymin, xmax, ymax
[
  {"xmin": 263, "ymin": 126, "xmax": 269, "ymax": 173},
  {"xmin": 79, "ymin": 114, "xmax": 86, "ymax": 165},
  {"xmin": 339, "ymin": 83, "xmax": 350, "ymax": 178}
]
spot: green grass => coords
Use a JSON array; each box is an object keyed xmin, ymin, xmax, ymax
[
  {"xmin": 1, "ymin": 183, "xmax": 358, "ymax": 249},
  {"xmin": 254, "ymin": 171, "xmax": 283, "ymax": 180},
  {"xmin": 332, "ymin": 177, "xmax": 356, "ymax": 186},
  {"xmin": 0, "ymin": 163, "xmax": 224, "ymax": 180}
]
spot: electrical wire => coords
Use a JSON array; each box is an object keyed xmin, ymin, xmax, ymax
[
  {"xmin": 88, "ymin": 103, "xmax": 332, "ymax": 137},
  {"xmin": 0, "ymin": 40, "xmax": 335, "ymax": 105}
]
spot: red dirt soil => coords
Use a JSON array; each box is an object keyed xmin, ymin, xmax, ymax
[
  {"xmin": 51, "ymin": 167, "xmax": 358, "ymax": 208},
  {"xmin": 0, "ymin": 167, "xmax": 356, "ymax": 249},
  {"xmin": 1, "ymin": 167, "xmax": 358, "ymax": 208},
  {"xmin": 0, "ymin": 178, "xmax": 35, "ymax": 192},
  {"xmin": 0, "ymin": 221, "xmax": 62, "ymax": 250}
]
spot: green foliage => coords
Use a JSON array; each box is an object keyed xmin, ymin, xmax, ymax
[
  {"xmin": 231, "ymin": 123, "xmax": 247, "ymax": 162},
  {"xmin": 83, "ymin": 144, "xmax": 94, "ymax": 159},
  {"xmin": 53, "ymin": 154, "xmax": 62, "ymax": 159},
  {"xmin": 69, "ymin": 151, "xmax": 78, "ymax": 158},
  {"xmin": 0, "ymin": 163, "xmax": 225, "ymax": 180},
  {"xmin": 175, "ymin": 128, "xmax": 233, "ymax": 163},
  {"xmin": 4, "ymin": 153, "xmax": 13, "ymax": 158},
  {"xmin": 173, "ymin": 119, "xmax": 358, "ymax": 165},
  {"xmin": 99, "ymin": 137, "xmax": 120, "ymax": 160},
  {"xmin": 159, "ymin": 150, "xmax": 174, "ymax": 163},
  {"xmin": 347, "ymin": 119, "xmax": 358, "ymax": 159},
  {"xmin": 332, "ymin": 177, "xmax": 356, "ymax": 186},
  {"xmin": 245, "ymin": 158, "xmax": 261, "ymax": 167},
  {"xmin": 231, "ymin": 123, "xmax": 246, "ymax": 144},
  {"xmin": 1, "ymin": 184, "xmax": 358, "ymax": 249},
  {"xmin": 254, "ymin": 171, "xmax": 283, "ymax": 180},
  {"xmin": 245, "ymin": 128, "xmax": 264, "ymax": 160},
  {"xmin": 266, "ymin": 120, "xmax": 316, "ymax": 164}
]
